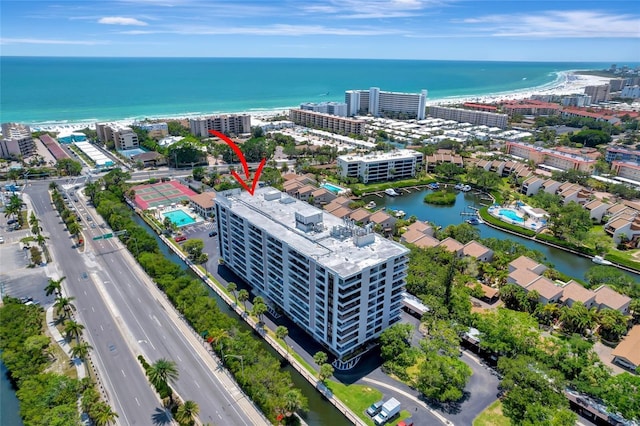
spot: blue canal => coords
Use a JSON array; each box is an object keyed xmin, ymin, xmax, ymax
[{"xmin": 363, "ymin": 189, "xmax": 639, "ymax": 282}]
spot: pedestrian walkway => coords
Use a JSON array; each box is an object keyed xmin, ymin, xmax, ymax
[{"xmin": 45, "ymin": 305, "xmax": 87, "ymax": 380}]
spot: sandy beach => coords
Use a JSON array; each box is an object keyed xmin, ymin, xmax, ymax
[{"xmin": 31, "ymin": 71, "xmax": 613, "ymax": 132}]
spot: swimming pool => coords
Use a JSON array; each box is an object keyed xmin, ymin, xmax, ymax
[
  {"xmin": 498, "ymin": 208, "xmax": 524, "ymax": 223},
  {"xmin": 162, "ymin": 209, "xmax": 196, "ymax": 227},
  {"xmin": 321, "ymin": 182, "xmax": 346, "ymax": 194}
]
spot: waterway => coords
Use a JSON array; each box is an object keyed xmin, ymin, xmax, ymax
[
  {"xmin": 0, "ymin": 357, "xmax": 23, "ymax": 426},
  {"xmin": 362, "ymin": 189, "xmax": 640, "ymax": 282},
  {"xmin": 131, "ymin": 215, "xmax": 350, "ymax": 426}
]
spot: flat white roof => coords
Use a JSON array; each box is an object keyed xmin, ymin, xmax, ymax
[
  {"xmin": 338, "ymin": 149, "xmax": 422, "ymax": 164},
  {"xmin": 215, "ymin": 187, "xmax": 408, "ymax": 277}
]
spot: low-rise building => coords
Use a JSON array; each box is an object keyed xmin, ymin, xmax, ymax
[
  {"xmin": 289, "ymin": 109, "xmax": 366, "ymax": 135},
  {"xmin": 337, "ymin": 149, "xmax": 423, "ymax": 183},
  {"xmin": 506, "ymin": 141, "xmax": 596, "ymax": 172},
  {"xmin": 189, "ymin": 191, "xmax": 216, "ymax": 218},
  {"xmin": 584, "ymin": 199, "xmax": 611, "ymax": 222},
  {"xmin": 560, "ymin": 280, "xmax": 597, "ymax": 309},
  {"xmin": 593, "ymin": 285, "xmax": 632, "ymax": 314},
  {"xmin": 611, "ymin": 325, "xmax": 640, "ymax": 370},
  {"xmin": 526, "ymin": 276, "xmax": 563, "ymax": 305},
  {"xmin": 428, "ymin": 106, "xmax": 508, "ymax": 128},
  {"xmin": 461, "ymin": 241, "xmax": 494, "ymax": 262}
]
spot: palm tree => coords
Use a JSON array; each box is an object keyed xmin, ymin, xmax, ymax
[
  {"xmin": 227, "ymin": 282, "xmax": 237, "ymax": 305},
  {"xmin": 238, "ymin": 289, "xmax": 249, "ymax": 311},
  {"xmin": 313, "ymin": 351, "xmax": 328, "ymax": 367},
  {"xmin": 282, "ymin": 389, "xmax": 306, "ymax": 418},
  {"xmin": 276, "ymin": 325, "xmax": 289, "ymax": 356},
  {"xmin": 44, "ymin": 276, "xmax": 66, "ymax": 297},
  {"xmin": 147, "ymin": 358, "xmax": 179, "ymax": 403},
  {"xmin": 54, "ymin": 295, "xmax": 76, "ymax": 318},
  {"xmin": 67, "ymin": 220, "xmax": 81, "ymax": 240},
  {"xmin": 29, "ymin": 211, "xmax": 40, "ymax": 235},
  {"xmin": 70, "ymin": 342, "xmax": 93, "ymax": 362},
  {"xmin": 209, "ymin": 328, "xmax": 229, "ymax": 353},
  {"xmin": 4, "ymin": 194, "xmax": 23, "ymax": 221},
  {"xmin": 64, "ymin": 319, "xmax": 85, "ymax": 344},
  {"xmin": 49, "ymin": 181, "xmax": 59, "ymax": 191},
  {"xmin": 252, "ymin": 302, "xmax": 267, "ymax": 324},
  {"xmin": 92, "ymin": 402, "xmax": 119, "ymax": 426},
  {"xmin": 175, "ymin": 400, "xmax": 200, "ymax": 426}
]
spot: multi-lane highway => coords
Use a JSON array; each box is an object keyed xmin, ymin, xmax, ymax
[{"xmin": 26, "ymin": 182, "xmax": 266, "ymax": 425}]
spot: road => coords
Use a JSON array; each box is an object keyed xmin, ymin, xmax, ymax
[{"xmin": 27, "ymin": 182, "xmax": 263, "ymax": 426}]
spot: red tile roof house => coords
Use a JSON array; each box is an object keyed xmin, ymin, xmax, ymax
[
  {"xmin": 462, "ymin": 241, "xmax": 494, "ymax": 262},
  {"xmin": 294, "ymin": 184, "xmax": 317, "ymax": 202},
  {"xmin": 310, "ymin": 188, "xmax": 337, "ymax": 206},
  {"xmin": 525, "ymin": 276, "xmax": 564, "ymax": 304},
  {"xmin": 411, "ymin": 235, "xmax": 441, "ymax": 249},
  {"xmin": 560, "ymin": 280, "xmax": 597, "ymax": 309},
  {"xmin": 405, "ymin": 221, "xmax": 435, "ymax": 236},
  {"xmin": 593, "ymin": 285, "xmax": 632, "ymax": 314},
  {"xmin": 349, "ymin": 208, "xmax": 372, "ymax": 225},
  {"xmin": 369, "ymin": 210, "xmax": 397, "ymax": 233},
  {"xmin": 508, "ymin": 255, "xmax": 548, "ymax": 275},
  {"xmin": 611, "ymin": 325, "xmax": 640, "ymax": 371},
  {"xmin": 437, "ymin": 237, "xmax": 464, "ymax": 257},
  {"xmin": 584, "ymin": 199, "xmax": 611, "ymax": 222}
]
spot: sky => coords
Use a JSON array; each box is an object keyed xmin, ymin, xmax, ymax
[{"xmin": 1, "ymin": 0, "xmax": 639, "ymax": 61}]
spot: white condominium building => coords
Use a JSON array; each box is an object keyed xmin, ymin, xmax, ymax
[
  {"xmin": 215, "ymin": 188, "xmax": 409, "ymax": 361},
  {"xmin": 337, "ymin": 149, "xmax": 424, "ymax": 183},
  {"xmin": 345, "ymin": 87, "xmax": 428, "ymax": 120},
  {"xmin": 428, "ymin": 106, "xmax": 508, "ymax": 129},
  {"xmin": 0, "ymin": 122, "xmax": 35, "ymax": 159},
  {"xmin": 289, "ymin": 109, "xmax": 366, "ymax": 135},
  {"xmin": 189, "ymin": 114, "xmax": 251, "ymax": 137},
  {"xmin": 95, "ymin": 123, "xmax": 140, "ymax": 150},
  {"xmin": 300, "ymin": 102, "xmax": 348, "ymax": 117}
]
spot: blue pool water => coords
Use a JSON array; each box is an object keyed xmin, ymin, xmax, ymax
[
  {"xmin": 118, "ymin": 148, "xmax": 148, "ymax": 158},
  {"xmin": 162, "ymin": 209, "xmax": 196, "ymax": 227},
  {"xmin": 321, "ymin": 183, "xmax": 346, "ymax": 194},
  {"xmin": 499, "ymin": 209, "xmax": 524, "ymax": 223}
]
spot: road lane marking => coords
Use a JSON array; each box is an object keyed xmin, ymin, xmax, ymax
[
  {"xmin": 194, "ymin": 380, "xmax": 200, "ymax": 388},
  {"xmin": 100, "ymin": 325, "xmax": 104, "ymax": 331},
  {"xmin": 121, "ymin": 369, "xmax": 126, "ymax": 377},
  {"xmin": 91, "ymin": 306, "xmax": 95, "ymax": 312}
]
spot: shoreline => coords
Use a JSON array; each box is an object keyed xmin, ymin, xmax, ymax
[{"xmin": 27, "ymin": 70, "xmax": 612, "ymax": 132}]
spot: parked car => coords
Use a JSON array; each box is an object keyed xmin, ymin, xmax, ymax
[
  {"xmin": 209, "ymin": 231, "xmax": 218, "ymax": 237},
  {"xmin": 175, "ymin": 236, "xmax": 187, "ymax": 242},
  {"xmin": 367, "ymin": 400, "xmax": 384, "ymax": 417},
  {"xmin": 7, "ymin": 218, "xmax": 17, "ymax": 225},
  {"xmin": 397, "ymin": 417, "xmax": 414, "ymax": 426}
]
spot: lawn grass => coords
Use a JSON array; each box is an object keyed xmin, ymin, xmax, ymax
[
  {"xmin": 349, "ymin": 176, "xmax": 436, "ymax": 196},
  {"xmin": 473, "ymin": 399, "xmax": 510, "ymax": 426},
  {"xmin": 326, "ymin": 380, "xmax": 383, "ymax": 425}
]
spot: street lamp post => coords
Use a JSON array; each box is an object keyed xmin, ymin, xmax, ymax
[{"xmin": 223, "ymin": 354, "xmax": 244, "ymax": 376}]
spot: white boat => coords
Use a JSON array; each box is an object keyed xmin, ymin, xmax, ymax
[
  {"xmin": 592, "ymin": 255, "xmax": 613, "ymax": 266},
  {"xmin": 385, "ymin": 188, "xmax": 399, "ymax": 196},
  {"xmin": 395, "ymin": 210, "xmax": 406, "ymax": 218},
  {"xmin": 366, "ymin": 201, "xmax": 377, "ymax": 209},
  {"xmin": 462, "ymin": 185, "xmax": 472, "ymax": 192},
  {"xmin": 454, "ymin": 183, "xmax": 463, "ymax": 190}
]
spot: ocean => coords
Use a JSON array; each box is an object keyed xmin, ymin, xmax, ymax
[{"xmin": 0, "ymin": 57, "xmax": 611, "ymax": 125}]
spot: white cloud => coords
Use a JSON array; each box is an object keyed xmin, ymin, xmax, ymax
[
  {"xmin": 299, "ymin": 0, "xmax": 444, "ymax": 19},
  {"xmin": 98, "ymin": 16, "xmax": 148, "ymax": 26},
  {"xmin": 0, "ymin": 38, "xmax": 107, "ymax": 45},
  {"xmin": 460, "ymin": 10, "xmax": 640, "ymax": 38},
  {"xmin": 120, "ymin": 24, "xmax": 401, "ymax": 36}
]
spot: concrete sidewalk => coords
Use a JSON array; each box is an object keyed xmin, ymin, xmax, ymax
[{"xmin": 46, "ymin": 305, "xmax": 87, "ymax": 380}]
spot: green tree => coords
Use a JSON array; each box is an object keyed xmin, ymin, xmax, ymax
[
  {"xmin": 415, "ymin": 353, "xmax": 472, "ymax": 402},
  {"xmin": 313, "ymin": 351, "xmax": 328, "ymax": 367},
  {"xmin": 29, "ymin": 211, "xmax": 40, "ymax": 235},
  {"xmin": 182, "ymin": 239, "xmax": 205, "ymax": 261},
  {"xmin": 192, "ymin": 166, "xmax": 205, "ymax": 181},
  {"xmin": 252, "ymin": 302, "xmax": 267, "ymax": 324},
  {"xmin": 70, "ymin": 341, "xmax": 93, "ymax": 362},
  {"xmin": 379, "ymin": 323, "xmax": 417, "ymax": 371},
  {"xmin": 227, "ymin": 282, "xmax": 238, "ymax": 305},
  {"xmin": 597, "ymin": 309, "xmax": 628, "ymax": 342},
  {"xmin": 319, "ymin": 363, "xmax": 334, "ymax": 382},
  {"xmin": 4, "ymin": 194, "xmax": 24, "ymax": 222},
  {"xmin": 147, "ymin": 358, "xmax": 179, "ymax": 403},
  {"xmin": 238, "ymin": 289, "xmax": 249, "ymax": 311},
  {"xmin": 175, "ymin": 400, "xmax": 199, "ymax": 426},
  {"xmin": 56, "ymin": 158, "xmax": 83, "ymax": 176},
  {"xmin": 434, "ymin": 162, "xmax": 465, "ymax": 180},
  {"xmin": 602, "ymin": 373, "xmax": 640, "ymax": 420},
  {"xmin": 281, "ymin": 389, "xmax": 307, "ymax": 418},
  {"xmin": 64, "ymin": 320, "xmax": 85, "ymax": 344},
  {"xmin": 440, "ymin": 223, "xmax": 480, "ymax": 245},
  {"xmin": 54, "ymin": 296, "xmax": 76, "ymax": 319},
  {"xmin": 91, "ymin": 402, "xmax": 119, "ymax": 426},
  {"xmin": 276, "ymin": 325, "xmax": 289, "ymax": 355},
  {"xmin": 559, "ymin": 302, "xmax": 596, "ymax": 336},
  {"xmin": 44, "ymin": 276, "xmax": 66, "ymax": 297},
  {"xmin": 67, "ymin": 220, "xmax": 81, "ymax": 240}
]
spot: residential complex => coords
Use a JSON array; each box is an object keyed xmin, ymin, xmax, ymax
[
  {"xmin": 605, "ymin": 146, "xmax": 640, "ymax": 165},
  {"xmin": 95, "ymin": 123, "xmax": 140, "ymax": 150},
  {"xmin": 134, "ymin": 122, "xmax": 169, "ymax": 138},
  {"xmin": 214, "ymin": 187, "xmax": 409, "ymax": 363},
  {"xmin": 337, "ymin": 149, "xmax": 423, "ymax": 183},
  {"xmin": 427, "ymin": 106, "xmax": 508, "ymax": 129},
  {"xmin": 584, "ymin": 85, "xmax": 611, "ymax": 103},
  {"xmin": 289, "ymin": 109, "xmax": 366, "ymax": 135},
  {"xmin": 0, "ymin": 123, "xmax": 35, "ymax": 159},
  {"xmin": 300, "ymin": 102, "xmax": 347, "ymax": 117},
  {"xmin": 189, "ymin": 114, "xmax": 251, "ymax": 137},
  {"xmin": 506, "ymin": 141, "xmax": 596, "ymax": 172},
  {"xmin": 345, "ymin": 87, "xmax": 428, "ymax": 120}
]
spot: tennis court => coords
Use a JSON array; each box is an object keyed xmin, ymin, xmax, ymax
[{"xmin": 131, "ymin": 181, "xmax": 197, "ymax": 210}]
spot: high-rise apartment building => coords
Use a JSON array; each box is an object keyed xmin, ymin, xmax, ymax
[
  {"xmin": 345, "ymin": 87, "xmax": 428, "ymax": 120},
  {"xmin": 584, "ymin": 85, "xmax": 611, "ymax": 103},
  {"xmin": 95, "ymin": 123, "xmax": 140, "ymax": 150},
  {"xmin": 337, "ymin": 150, "xmax": 424, "ymax": 183},
  {"xmin": 189, "ymin": 114, "xmax": 251, "ymax": 137},
  {"xmin": 0, "ymin": 123, "xmax": 35, "ymax": 159},
  {"xmin": 428, "ymin": 106, "xmax": 508, "ymax": 128},
  {"xmin": 214, "ymin": 187, "xmax": 409, "ymax": 363}
]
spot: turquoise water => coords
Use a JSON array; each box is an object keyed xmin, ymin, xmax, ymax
[
  {"xmin": 163, "ymin": 209, "xmax": 196, "ymax": 227},
  {"xmin": 0, "ymin": 57, "xmax": 616, "ymax": 124},
  {"xmin": 498, "ymin": 208, "xmax": 525, "ymax": 223},
  {"xmin": 321, "ymin": 183, "xmax": 346, "ymax": 194}
]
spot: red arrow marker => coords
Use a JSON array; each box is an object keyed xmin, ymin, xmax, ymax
[{"xmin": 208, "ymin": 130, "xmax": 266, "ymax": 195}]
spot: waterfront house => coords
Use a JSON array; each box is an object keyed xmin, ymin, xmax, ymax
[
  {"xmin": 521, "ymin": 177, "xmax": 544, "ymax": 196},
  {"xmin": 525, "ymin": 276, "xmax": 563, "ymax": 305},
  {"xmin": 437, "ymin": 237, "xmax": 464, "ymax": 257},
  {"xmin": 349, "ymin": 208, "xmax": 372, "ymax": 225},
  {"xmin": 405, "ymin": 221, "xmax": 435, "ymax": 236},
  {"xmin": 295, "ymin": 184, "xmax": 317, "ymax": 202},
  {"xmin": 329, "ymin": 206, "xmax": 352, "ymax": 219},
  {"xmin": 593, "ymin": 285, "xmax": 632, "ymax": 314},
  {"xmin": 508, "ymin": 268, "xmax": 541, "ymax": 288},
  {"xmin": 284, "ymin": 180, "xmax": 305, "ymax": 196},
  {"xmin": 411, "ymin": 234, "xmax": 441, "ymax": 249},
  {"xmin": 605, "ymin": 216, "xmax": 640, "ymax": 245},
  {"xmin": 612, "ymin": 325, "xmax": 640, "ymax": 371},
  {"xmin": 560, "ymin": 280, "xmax": 597, "ymax": 309},
  {"xmin": 508, "ymin": 255, "xmax": 548, "ymax": 275},
  {"xmin": 369, "ymin": 210, "xmax": 396, "ymax": 232},
  {"xmin": 461, "ymin": 241, "xmax": 494, "ymax": 262},
  {"xmin": 310, "ymin": 188, "xmax": 336, "ymax": 206},
  {"xmin": 584, "ymin": 199, "xmax": 611, "ymax": 222}
]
